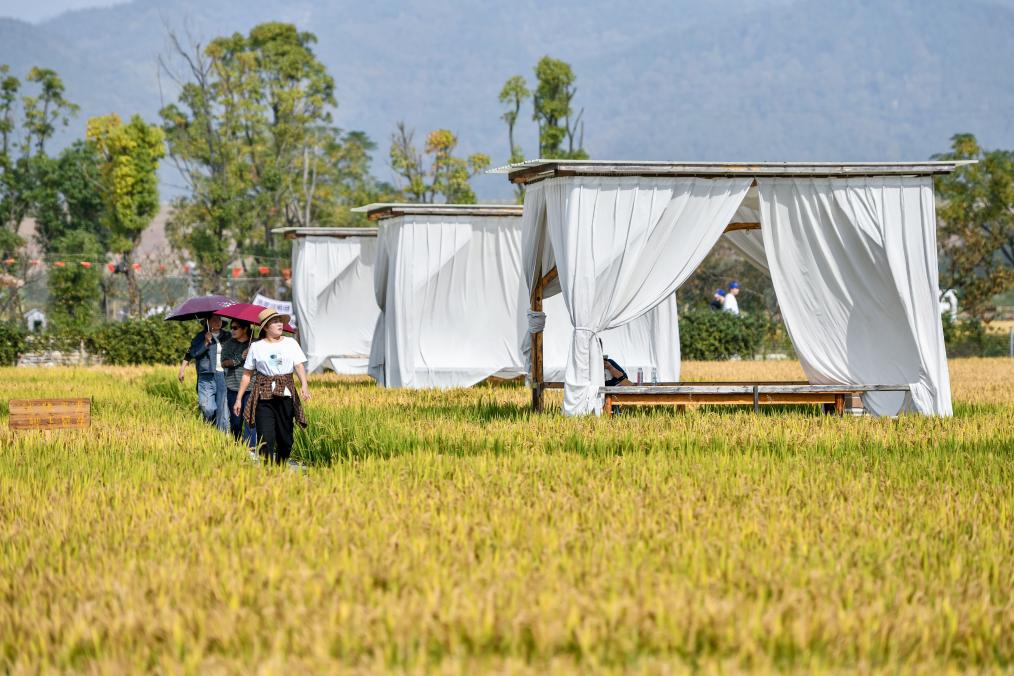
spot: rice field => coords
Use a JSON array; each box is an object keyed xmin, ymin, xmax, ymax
[{"xmin": 1, "ymin": 359, "xmax": 1012, "ymax": 673}]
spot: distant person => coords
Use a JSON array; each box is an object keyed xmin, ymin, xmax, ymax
[
  {"xmin": 723, "ymin": 281, "xmax": 741, "ymax": 315},
  {"xmin": 221, "ymin": 320, "xmax": 256, "ymax": 448},
  {"xmin": 233, "ymin": 309, "xmax": 311, "ymax": 465},
  {"xmin": 710, "ymin": 288, "xmax": 726, "ymax": 311},
  {"xmin": 178, "ymin": 315, "xmax": 230, "ymax": 431}
]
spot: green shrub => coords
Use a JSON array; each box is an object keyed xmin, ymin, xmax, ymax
[
  {"xmin": 942, "ymin": 315, "xmax": 1011, "ymax": 357},
  {"xmin": 678, "ymin": 308, "xmax": 779, "ymax": 360},
  {"xmin": 0, "ymin": 321, "xmax": 27, "ymax": 365},
  {"xmin": 91, "ymin": 317, "xmax": 196, "ymax": 365}
]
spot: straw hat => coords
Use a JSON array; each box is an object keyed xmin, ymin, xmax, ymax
[{"xmin": 256, "ymin": 307, "xmax": 290, "ymax": 332}]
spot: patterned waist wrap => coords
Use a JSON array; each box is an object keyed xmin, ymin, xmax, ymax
[{"xmin": 243, "ymin": 373, "xmax": 307, "ymax": 429}]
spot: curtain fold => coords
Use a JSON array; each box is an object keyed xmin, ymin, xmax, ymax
[
  {"xmin": 529, "ymin": 176, "xmax": 753, "ymax": 415},
  {"xmin": 367, "ymin": 227, "xmax": 391, "ymax": 384},
  {"xmin": 757, "ymin": 176, "xmax": 951, "ymax": 416}
]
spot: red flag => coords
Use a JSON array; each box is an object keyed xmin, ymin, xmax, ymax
[
  {"xmin": 257, "ymin": 265, "xmax": 270, "ymax": 275},
  {"xmin": 54, "ymin": 261, "xmax": 66, "ymax": 268},
  {"xmin": 80, "ymin": 261, "xmax": 92, "ymax": 269},
  {"xmin": 106, "ymin": 262, "xmax": 115, "ymax": 273},
  {"xmin": 231, "ymin": 267, "xmax": 242, "ymax": 278}
]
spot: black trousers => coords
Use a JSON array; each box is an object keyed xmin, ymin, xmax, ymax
[{"xmin": 254, "ymin": 396, "xmax": 294, "ymax": 464}]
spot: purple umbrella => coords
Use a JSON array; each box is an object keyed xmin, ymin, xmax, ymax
[{"xmin": 165, "ymin": 295, "xmax": 238, "ymax": 322}]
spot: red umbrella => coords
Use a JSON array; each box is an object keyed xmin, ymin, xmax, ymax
[{"xmin": 213, "ymin": 303, "xmax": 295, "ymax": 333}]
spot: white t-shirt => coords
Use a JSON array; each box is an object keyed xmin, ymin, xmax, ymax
[
  {"xmin": 213, "ymin": 335, "xmax": 224, "ymax": 372},
  {"xmin": 244, "ymin": 336, "xmax": 307, "ymax": 396},
  {"xmin": 723, "ymin": 293, "xmax": 740, "ymax": 315}
]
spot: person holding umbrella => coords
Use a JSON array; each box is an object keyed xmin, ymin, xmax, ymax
[
  {"xmin": 220, "ymin": 320, "xmax": 256, "ymax": 447},
  {"xmin": 178, "ymin": 315, "xmax": 231, "ymax": 431},
  {"xmin": 233, "ymin": 308, "xmax": 311, "ymax": 464}
]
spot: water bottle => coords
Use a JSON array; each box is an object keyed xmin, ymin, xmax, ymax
[
  {"xmin": 651, "ymin": 367, "xmax": 658, "ymax": 384},
  {"xmin": 636, "ymin": 367, "xmax": 643, "ymax": 384}
]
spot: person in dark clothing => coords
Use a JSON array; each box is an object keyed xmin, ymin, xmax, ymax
[
  {"xmin": 603, "ymin": 356, "xmax": 632, "ymax": 386},
  {"xmin": 178, "ymin": 315, "xmax": 230, "ymax": 431},
  {"xmin": 709, "ymin": 288, "xmax": 727, "ymax": 310},
  {"xmin": 221, "ymin": 320, "xmax": 256, "ymax": 447}
]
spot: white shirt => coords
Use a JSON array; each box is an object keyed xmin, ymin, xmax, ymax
[
  {"xmin": 723, "ymin": 292, "xmax": 740, "ymax": 315},
  {"xmin": 244, "ymin": 336, "xmax": 307, "ymax": 396},
  {"xmin": 213, "ymin": 335, "xmax": 224, "ymax": 372}
]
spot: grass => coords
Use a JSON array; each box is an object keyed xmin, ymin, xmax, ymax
[{"xmin": 0, "ymin": 359, "xmax": 1011, "ymax": 673}]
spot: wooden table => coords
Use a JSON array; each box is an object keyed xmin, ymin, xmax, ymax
[{"xmin": 599, "ymin": 383, "xmax": 911, "ymax": 416}]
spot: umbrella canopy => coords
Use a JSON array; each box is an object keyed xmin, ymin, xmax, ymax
[
  {"xmin": 214, "ymin": 303, "xmax": 296, "ymax": 333},
  {"xmin": 165, "ymin": 295, "xmax": 238, "ymax": 322}
]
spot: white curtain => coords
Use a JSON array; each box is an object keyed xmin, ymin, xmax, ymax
[
  {"xmin": 757, "ymin": 176, "xmax": 951, "ymax": 416},
  {"xmin": 530, "ymin": 293, "xmax": 681, "ymax": 384},
  {"xmin": 370, "ymin": 215, "xmax": 528, "ymax": 388},
  {"xmin": 367, "ymin": 226, "xmax": 392, "ymax": 384},
  {"xmin": 525, "ymin": 176, "xmax": 753, "ymax": 415},
  {"xmin": 292, "ymin": 235, "xmax": 377, "ymax": 374},
  {"xmin": 316, "ymin": 238, "xmax": 379, "ymax": 374}
]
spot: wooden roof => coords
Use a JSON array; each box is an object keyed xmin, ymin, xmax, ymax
[
  {"xmin": 271, "ymin": 227, "xmax": 378, "ymax": 239},
  {"xmin": 351, "ymin": 203, "xmax": 523, "ymax": 221},
  {"xmin": 494, "ymin": 159, "xmax": 975, "ymax": 185}
]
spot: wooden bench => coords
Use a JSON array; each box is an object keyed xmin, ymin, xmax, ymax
[
  {"xmin": 8, "ymin": 398, "xmax": 92, "ymax": 430},
  {"xmin": 599, "ymin": 383, "xmax": 911, "ymax": 416}
]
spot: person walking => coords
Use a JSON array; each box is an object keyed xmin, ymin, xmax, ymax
[
  {"xmin": 710, "ymin": 288, "xmax": 727, "ymax": 311},
  {"xmin": 178, "ymin": 315, "xmax": 230, "ymax": 431},
  {"xmin": 233, "ymin": 308, "xmax": 311, "ymax": 465},
  {"xmin": 221, "ymin": 320, "xmax": 256, "ymax": 448},
  {"xmin": 723, "ymin": 281, "xmax": 741, "ymax": 315}
]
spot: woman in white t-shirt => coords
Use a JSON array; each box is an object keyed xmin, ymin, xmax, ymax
[{"xmin": 233, "ymin": 308, "xmax": 311, "ymax": 464}]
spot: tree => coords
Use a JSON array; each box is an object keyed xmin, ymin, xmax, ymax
[
  {"xmin": 159, "ymin": 23, "xmax": 381, "ymax": 290},
  {"xmin": 31, "ymin": 141, "xmax": 105, "ymax": 252},
  {"xmin": 389, "ymin": 123, "xmax": 490, "ymax": 204},
  {"xmin": 87, "ymin": 113, "xmax": 165, "ymax": 318},
  {"xmin": 0, "ymin": 64, "xmax": 78, "ymax": 318},
  {"xmin": 47, "ymin": 230, "xmax": 103, "ymax": 330},
  {"xmin": 498, "ymin": 75, "xmax": 530, "ymax": 165},
  {"xmin": 533, "ymin": 56, "xmax": 586, "ymax": 160},
  {"xmin": 933, "ymin": 134, "xmax": 1014, "ymax": 321}
]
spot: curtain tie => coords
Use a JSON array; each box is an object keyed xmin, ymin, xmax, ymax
[{"xmin": 527, "ymin": 310, "xmax": 546, "ymax": 334}]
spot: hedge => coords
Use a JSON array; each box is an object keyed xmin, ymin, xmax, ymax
[
  {"xmin": 92, "ymin": 317, "xmax": 196, "ymax": 365},
  {"xmin": 678, "ymin": 308, "xmax": 780, "ymax": 361},
  {"xmin": 0, "ymin": 321, "xmax": 27, "ymax": 365}
]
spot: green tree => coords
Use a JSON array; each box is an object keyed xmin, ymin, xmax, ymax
[
  {"xmin": 160, "ymin": 23, "xmax": 380, "ymax": 290},
  {"xmin": 47, "ymin": 230, "xmax": 103, "ymax": 330},
  {"xmin": 31, "ymin": 140, "xmax": 105, "ymax": 252},
  {"xmin": 499, "ymin": 75, "xmax": 530, "ymax": 165},
  {"xmin": 389, "ymin": 124, "xmax": 490, "ymax": 204},
  {"xmin": 87, "ymin": 113, "xmax": 165, "ymax": 318},
  {"xmin": 933, "ymin": 134, "xmax": 1014, "ymax": 321},
  {"xmin": 533, "ymin": 56, "xmax": 586, "ymax": 160},
  {"xmin": 0, "ymin": 64, "xmax": 78, "ymax": 318}
]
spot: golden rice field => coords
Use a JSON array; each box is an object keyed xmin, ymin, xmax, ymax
[{"xmin": 1, "ymin": 359, "xmax": 1012, "ymax": 673}]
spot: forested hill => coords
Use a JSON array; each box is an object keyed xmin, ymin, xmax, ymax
[{"xmin": 1, "ymin": 0, "xmax": 1012, "ymax": 198}]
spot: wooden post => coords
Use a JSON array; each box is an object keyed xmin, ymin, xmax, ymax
[
  {"xmin": 530, "ymin": 266, "xmax": 558, "ymax": 413},
  {"xmin": 834, "ymin": 393, "xmax": 846, "ymax": 416},
  {"xmin": 603, "ymin": 394, "xmax": 613, "ymax": 417}
]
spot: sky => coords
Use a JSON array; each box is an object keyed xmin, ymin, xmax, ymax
[{"xmin": 0, "ymin": 0, "xmax": 120, "ymax": 23}]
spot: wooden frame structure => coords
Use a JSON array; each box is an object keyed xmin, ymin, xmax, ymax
[
  {"xmin": 600, "ymin": 384, "xmax": 911, "ymax": 416},
  {"xmin": 351, "ymin": 203, "xmax": 523, "ymax": 222},
  {"xmin": 272, "ymin": 227, "xmax": 378, "ymax": 240},
  {"xmin": 510, "ymin": 159, "xmax": 970, "ymax": 415}
]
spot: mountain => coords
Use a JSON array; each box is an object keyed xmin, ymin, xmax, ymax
[{"xmin": 1, "ymin": 0, "xmax": 1011, "ymax": 199}]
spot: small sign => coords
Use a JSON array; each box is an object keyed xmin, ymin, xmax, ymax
[{"xmin": 8, "ymin": 398, "xmax": 91, "ymax": 430}]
